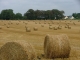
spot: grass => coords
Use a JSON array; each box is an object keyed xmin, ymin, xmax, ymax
[{"xmin": 0, "ymin": 20, "xmax": 80, "ymax": 60}]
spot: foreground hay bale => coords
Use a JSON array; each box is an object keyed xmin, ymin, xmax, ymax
[
  {"xmin": 44, "ymin": 34, "xmax": 71, "ymax": 59},
  {"xmin": 0, "ymin": 41, "xmax": 36, "ymax": 60}
]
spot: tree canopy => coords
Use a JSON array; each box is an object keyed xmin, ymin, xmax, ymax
[
  {"xmin": 0, "ymin": 9, "xmax": 14, "ymax": 20},
  {"xmin": 24, "ymin": 9, "xmax": 65, "ymax": 20},
  {"xmin": 72, "ymin": 13, "xmax": 80, "ymax": 19},
  {"xmin": 0, "ymin": 9, "xmax": 79, "ymax": 20}
]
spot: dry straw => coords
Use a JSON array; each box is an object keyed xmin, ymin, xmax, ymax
[
  {"xmin": 44, "ymin": 34, "xmax": 71, "ymax": 59},
  {"xmin": 0, "ymin": 41, "xmax": 36, "ymax": 60}
]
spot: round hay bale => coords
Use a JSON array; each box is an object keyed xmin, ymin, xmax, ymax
[
  {"xmin": 58, "ymin": 26, "xmax": 62, "ymax": 29},
  {"xmin": 25, "ymin": 23, "xmax": 27, "ymax": 25},
  {"xmin": 26, "ymin": 27, "xmax": 31, "ymax": 32},
  {"xmin": 49, "ymin": 26, "xmax": 53, "ymax": 29},
  {"xmin": 68, "ymin": 26, "xmax": 71, "ymax": 29},
  {"xmin": 33, "ymin": 27, "xmax": 38, "ymax": 31},
  {"xmin": 44, "ymin": 22, "xmax": 46, "ymax": 24},
  {"xmin": 7, "ymin": 26, "xmax": 9, "ymax": 28},
  {"xmin": 25, "ymin": 26, "xmax": 28, "ymax": 28},
  {"xmin": 39, "ymin": 22, "xmax": 41, "ymax": 24},
  {"xmin": 53, "ymin": 27, "xmax": 57, "ymax": 30},
  {"xmin": 35, "ymin": 22, "xmax": 37, "ymax": 24},
  {"xmin": 65, "ymin": 26, "xmax": 68, "ymax": 28},
  {"xmin": 4, "ymin": 24, "xmax": 6, "ymax": 25},
  {"xmin": 41, "ymin": 25, "xmax": 44, "ymax": 27},
  {"xmin": 0, "ymin": 41, "xmax": 36, "ymax": 60},
  {"xmin": 44, "ymin": 34, "xmax": 71, "ymax": 59}
]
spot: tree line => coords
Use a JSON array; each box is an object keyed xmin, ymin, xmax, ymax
[
  {"xmin": 0, "ymin": 9, "xmax": 80, "ymax": 20},
  {"xmin": 0, "ymin": 9, "xmax": 65, "ymax": 20},
  {"xmin": 72, "ymin": 13, "xmax": 80, "ymax": 19}
]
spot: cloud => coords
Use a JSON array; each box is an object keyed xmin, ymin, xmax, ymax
[{"xmin": 0, "ymin": 0, "xmax": 80, "ymax": 16}]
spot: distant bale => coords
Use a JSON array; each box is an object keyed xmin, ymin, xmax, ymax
[
  {"xmin": 7, "ymin": 26, "xmax": 9, "ymax": 28},
  {"xmin": 25, "ymin": 26, "xmax": 28, "ymax": 28},
  {"xmin": 49, "ymin": 26, "xmax": 53, "ymax": 29},
  {"xmin": 33, "ymin": 27, "xmax": 38, "ymax": 31},
  {"xmin": 25, "ymin": 23, "xmax": 27, "ymax": 25},
  {"xmin": 73, "ymin": 22, "xmax": 76, "ymax": 25},
  {"xmin": 16, "ymin": 23, "xmax": 19, "ymax": 25},
  {"xmin": 68, "ymin": 26, "xmax": 71, "ymax": 29},
  {"xmin": 58, "ymin": 26, "xmax": 62, "ymax": 29},
  {"xmin": 44, "ymin": 22, "xmax": 46, "ymax": 24},
  {"xmin": 41, "ymin": 25, "xmax": 44, "ymax": 27},
  {"xmin": 39, "ymin": 22, "xmax": 41, "ymax": 24},
  {"xmin": 0, "ymin": 41, "xmax": 36, "ymax": 60},
  {"xmin": 26, "ymin": 27, "xmax": 31, "ymax": 32},
  {"xmin": 4, "ymin": 24, "xmax": 6, "ymax": 25},
  {"xmin": 48, "ymin": 22, "xmax": 50, "ymax": 24},
  {"xmin": 78, "ymin": 20, "xmax": 80, "ymax": 22},
  {"xmin": 53, "ymin": 27, "xmax": 57, "ymax": 30},
  {"xmin": 44, "ymin": 34, "xmax": 71, "ymax": 59},
  {"xmin": 35, "ymin": 22, "xmax": 37, "ymax": 24},
  {"xmin": 65, "ymin": 26, "xmax": 68, "ymax": 28}
]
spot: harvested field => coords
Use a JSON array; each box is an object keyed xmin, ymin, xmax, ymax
[{"xmin": 0, "ymin": 20, "xmax": 80, "ymax": 60}]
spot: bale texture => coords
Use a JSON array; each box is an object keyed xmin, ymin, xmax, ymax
[
  {"xmin": 0, "ymin": 41, "xmax": 36, "ymax": 60},
  {"xmin": 44, "ymin": 34, "xmax": 71, "ymax": 59}
]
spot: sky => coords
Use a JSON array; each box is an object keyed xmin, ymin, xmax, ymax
[{"xmin": 0, "ymin": 0, "xmax": 80, "ymax": 16}]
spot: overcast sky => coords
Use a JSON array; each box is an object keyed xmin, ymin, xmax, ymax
[{"xmin": 0, "ymin": 0, "xmax": 80, "ymax": 16}]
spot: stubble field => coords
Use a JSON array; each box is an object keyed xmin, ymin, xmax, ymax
[{"xmin": 0, "ymin": 20, "xmax": 80, "ymax": 60}]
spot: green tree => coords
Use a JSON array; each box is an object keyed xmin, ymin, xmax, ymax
[
  {"xmin": 24, "ymin": 9, "xmax": 64, "ymax": 20},
  {"xmin": 72, "ymin": 13, "xmax": 80, "ymax": 19},
  {"xmin": 50, "ymin": 9, "xmax": 64, "ymax": 20},
  {"xmin": 0, "ymin": 9, "xmax": 14, "ymax": 20},
  {"xmin": 15, "ymin": 13, "xmax": 23, "ymax": 20},
  {"xmin": 24, "ymin": 9, "xmax": 35, "ymax": 20},
  {"xmin": 0, "ymin": 14, "xmax": 1, "ymax": 19}
]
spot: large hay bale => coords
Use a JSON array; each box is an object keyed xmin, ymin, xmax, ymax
[
  {"xmin": 0, "ymin": 41, "xmax": 36, "ymax": 60},
  {"xmin": 44, "ymin": 34, "xmax": 71, "ymax": 59}
]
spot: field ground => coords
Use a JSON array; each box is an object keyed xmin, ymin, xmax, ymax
[{"xmin": 0, "ymin": 20, "xmax": 80, "ymax": 60}]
